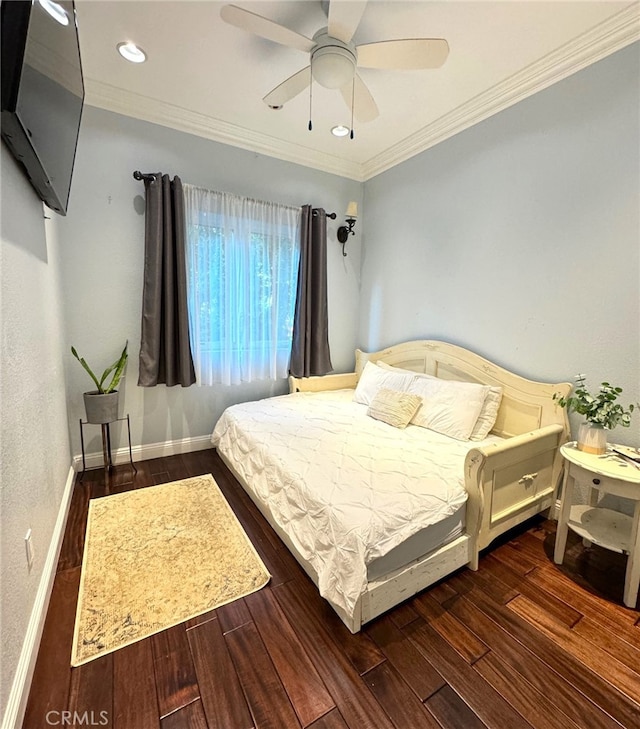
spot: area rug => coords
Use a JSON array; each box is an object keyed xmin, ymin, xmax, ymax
[{"xmin": 71, "ymin": 473, "xmax": 270, "ymax": 666}]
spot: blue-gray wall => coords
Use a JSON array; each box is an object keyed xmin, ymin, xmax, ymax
[
  {"xmin": 1, "ymin": 148, "xmax": 72, "ymax": 719},
  {"xmin": 360, "ymin": 43, "xmax": 640, "ymax": 446}
]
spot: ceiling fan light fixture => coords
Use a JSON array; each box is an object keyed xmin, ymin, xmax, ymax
[
  {"xmin": 331, "ymin": 125, "xmax": 350, "ymax": 137},
  {"xmin": 117, "ymin": 42, "xmax": 147, "ymax": 64},
  {"xmin": 311, "ymin": 45, "xmax": 356, "ymax": 89}
]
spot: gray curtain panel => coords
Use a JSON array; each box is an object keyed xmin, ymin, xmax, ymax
[
  {"xmin": 289, "ymin": 205, "xmax": 333, "ymax": 378},
  {"xmin": 138, "ymin": 173, "xmax": 196, "ymax": 387}
]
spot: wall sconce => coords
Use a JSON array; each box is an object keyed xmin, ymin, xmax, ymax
[{"xmin": 337, "ymin": 202, "xmax": 358, "ymax": 256}]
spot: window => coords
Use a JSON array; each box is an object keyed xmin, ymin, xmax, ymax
[{"xmin": 184, "ymin": 185, "xmax": 301, "ymax": 385}]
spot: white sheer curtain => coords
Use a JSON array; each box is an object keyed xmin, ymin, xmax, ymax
[{"xmin": 183, "ymin": 184, "xmax": 301, "ymax": 385}]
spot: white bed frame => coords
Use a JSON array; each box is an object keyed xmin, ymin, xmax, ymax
[{"xmin": 219, "ymin": 340, "xmax": 571, "ymax": 633}]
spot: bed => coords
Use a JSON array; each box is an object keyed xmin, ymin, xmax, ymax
[{"xmin": 211, "ymin": 340, "xmax": 571, "ymax": 632}]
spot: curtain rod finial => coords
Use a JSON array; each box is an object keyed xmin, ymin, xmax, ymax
[{"xmin": 133, "ymin": 170, "xmax": 156, "ymax": 182}]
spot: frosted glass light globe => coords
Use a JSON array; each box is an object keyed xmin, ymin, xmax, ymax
[{"xmin": 312, "ymin": 46, "xmax": 356, "ymax": 89}]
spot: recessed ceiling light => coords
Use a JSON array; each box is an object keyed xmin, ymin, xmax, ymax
[
  {"xmin": 331, "ymin": 125, "xmax": 350, "ymax": 138},
  {"xmin": 117, "ymin": 42, "xmax": 147, "ymax": 64},
  {"xmin": 38, "ymin": 0, "xmax": 69, "ymax": 26}
]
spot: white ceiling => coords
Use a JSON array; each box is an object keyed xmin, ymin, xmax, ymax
[{"xmin": 76, "ymin": 1, "xmax": 640, "ymax": 181}]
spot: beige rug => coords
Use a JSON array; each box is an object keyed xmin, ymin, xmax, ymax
[{"xmin": 71, "ymin": 473, "xmax": 270, "ymax": 666}]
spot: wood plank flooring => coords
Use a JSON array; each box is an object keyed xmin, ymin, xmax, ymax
[{"xmin": 23, "ymin": 449, "xmax": 640, "ymax": 729}]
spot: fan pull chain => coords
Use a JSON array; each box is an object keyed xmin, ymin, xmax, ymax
[
  {"xmin": 308, "ymin": 62, "xmax": 313, "ymax": 131},
  {"xmin": 350, "ymin": 78, "xmax": 355, "ymax": 140}
]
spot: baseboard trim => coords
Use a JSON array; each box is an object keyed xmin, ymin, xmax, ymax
[
  {"xmin": 71, "ymin": 434, "xmax": 214, "ymax": 471},
  {"xmin": 1, "ymin": 466, "xmax": 76, "ymax": 729}
]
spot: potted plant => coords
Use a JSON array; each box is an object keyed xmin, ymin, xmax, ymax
[
  {"xmin": 72, "ymin": 342, "xmax": 128, "ymax": 424},
  {"xmin": 554, "ymin": 374, "xmax": 636, "ymax": 454}
]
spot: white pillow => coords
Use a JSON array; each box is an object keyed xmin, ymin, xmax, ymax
[
  {"xmin": 353, "ymin": 361, "xmax": 414, "ymax": 405},
  {"xmin": 470, "ymin": 386, "xmax": 503, "ymax": 440},
  {"xmin": 378, "ymin": 360, "xmax": 502, "ymax": 440},
  {"xmin": 367, "ymin": 388, "xmax": 423, "ymax": 429},
  {"xmin": 407, "ymin": 376, "xmax": 490, "ymax": 441}
]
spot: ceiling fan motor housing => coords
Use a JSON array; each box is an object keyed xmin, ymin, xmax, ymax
[{"xmin": 311, "ymin": 31, "xmax": 357, "ymax": 89}]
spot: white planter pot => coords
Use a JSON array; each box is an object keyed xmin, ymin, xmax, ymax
[{"xmin": 577, "ymin": 422, "xmax": 607, "ymax": 455}]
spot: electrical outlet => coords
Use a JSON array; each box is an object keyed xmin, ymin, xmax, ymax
[{"xmin": 25, "ymin": 529, "xmax": 34, "ymax": 572}]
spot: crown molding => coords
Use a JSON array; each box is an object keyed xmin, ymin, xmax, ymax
[
  {"xmin": 362, "ymin": 3, "xmax": 640, "ymax": 180},
  {"xmin": 84, "ymin": 3, "xmax": 639, "ymax": 184},
  {"xmin": 84, "ymin": 81, "xmax": 364, "ymax": 181}
]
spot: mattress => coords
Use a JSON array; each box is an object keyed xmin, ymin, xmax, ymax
[
  {"xmin": 366, "ymin": 505, "xmax": 465, "ymax": 581},
  {"xmin": 211, "ymin": 388, "xmax": 501, "ymax": 615}
]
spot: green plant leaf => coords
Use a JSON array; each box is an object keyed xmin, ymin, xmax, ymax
[
  {"xmin": 98, "ymin": 362, "xmax": 118, "ymax": 391},
  {"xmin": 71, "ymin": 346, "xmax": 102, "ymax": 392},
  {"xmin": 71, "ymin": 342, "xmax": 128, "ymax": 394},
  {"xmin": 103, "ymin": 341, "xmax": 129, "ymax": 393},
  {"xmin": 555, "ymin": 374, "xmax": 635, "ymax": 430}
]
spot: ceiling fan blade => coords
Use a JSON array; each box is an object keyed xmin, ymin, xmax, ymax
[
  {"xmin": 356, "ymin": 38, "xmax": 450, "ymax": 70},
  {"xmin": 340, "ymin": 73, "xmax": 378, "ymax": 123},
  {"xmin": 220, "ymin": 4, "xmax": 314, "ymax": 53},
  {"xmin": 263, "ymin": 67, "xmax": 311, "ymax": 107},
  {"xmin": 328, "ymin": 0, "xmax": 368, "ymax": 43}
]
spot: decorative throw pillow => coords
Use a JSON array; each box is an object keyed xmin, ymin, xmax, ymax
[
  {"xmin": 406, "ymin": 376, "xmax": 490, "ymax": 441},
  {"xmin": 469, "ymin": 386, "xmax": 503, "ymax": 440},
  {"xmin": 353, "ymin": 361, "xmax": 415, "ymax": 406},
  {"xmin": 367, "ymin": 388, "xmax": 423, "ymax": 429}
]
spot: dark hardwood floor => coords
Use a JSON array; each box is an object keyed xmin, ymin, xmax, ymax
[{"xmin": 24, "ymin": 449, "xmax": 640, "ymax": 728}]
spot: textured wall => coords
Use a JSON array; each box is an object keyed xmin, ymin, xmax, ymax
[
  {"xmin": 0, "ymin": 148, "xmax": 72, "ymax": 717},
  {"xmin": 55, "ymin": 107, "xmax": 363, "ymax": 457},
  {"xmin": 360, "ymin": 43, "xmax": 640, "ymax": 448}
]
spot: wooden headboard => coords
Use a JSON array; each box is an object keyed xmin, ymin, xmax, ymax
[{"xmin": 356, "ymin": 340, "xmax": 571, "ymax": 439}]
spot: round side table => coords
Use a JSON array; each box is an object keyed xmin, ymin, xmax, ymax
[{"xmin": 554, "ymin": 442, "xmax": 640, "ymax": 609}]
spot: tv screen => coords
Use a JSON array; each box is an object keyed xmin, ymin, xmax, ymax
[{"xmin": 1, "ymin": 0, "xmax": 84, "ymax": 215}]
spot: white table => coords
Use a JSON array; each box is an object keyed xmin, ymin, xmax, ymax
[{"xmin": 554, "ymin": 442, "xmax": 640, "ymax": 609}]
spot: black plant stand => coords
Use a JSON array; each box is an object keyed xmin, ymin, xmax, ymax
[{"xmin": 79, "ymin": 414, "xmax": 137, "ymax": 481}]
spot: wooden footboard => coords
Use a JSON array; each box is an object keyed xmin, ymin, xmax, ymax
[{"xmin": 464, "ymin": 423, "xmax": 566, "ymax": 568}]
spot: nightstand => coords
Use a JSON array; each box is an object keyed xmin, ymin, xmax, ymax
[{"xmin": 554, "ymin": 442, "xmax": 640, "ymax": 609}]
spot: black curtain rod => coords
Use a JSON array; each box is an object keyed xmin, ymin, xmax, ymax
[
  {"xmin": 133, "ymin": 170, "xmax": 156, "ymax": 182},
  {"xmin": 131, "ymin": 176, "xmax": 336, "ymax": 219}
]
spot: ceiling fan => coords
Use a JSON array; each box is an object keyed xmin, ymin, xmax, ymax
[{"xmin": 220, "ymin": 0, "xmax": 449, "ymax": 129}]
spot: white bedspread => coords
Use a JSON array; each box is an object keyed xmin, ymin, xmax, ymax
[{"xmin": 211, "ymin": 389, "xmax": 500, "ymax": 615}]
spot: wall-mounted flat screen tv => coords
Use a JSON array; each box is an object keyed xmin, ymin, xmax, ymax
[{"xmin": 1, "ymin": 0, "xmax": 84, "ymax": 215}]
